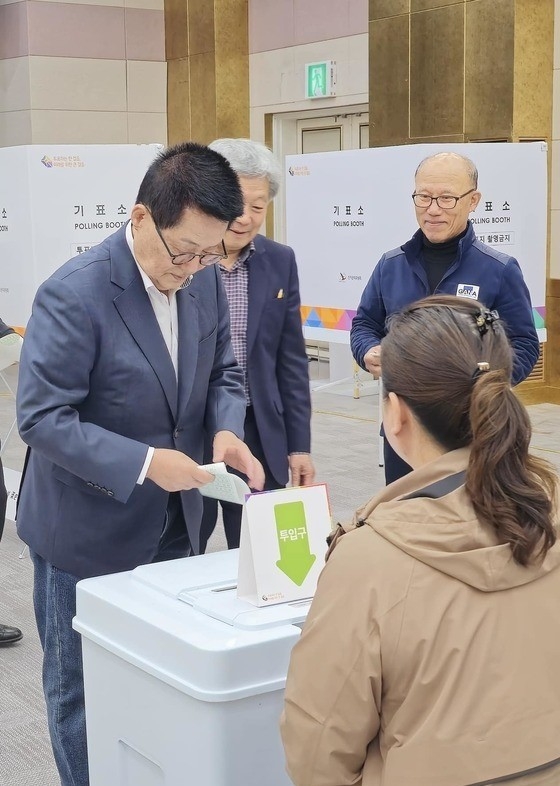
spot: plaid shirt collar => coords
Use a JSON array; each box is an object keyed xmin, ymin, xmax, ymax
[{"xmin": 222, "ymin": 240, "xmax": 255, "ymax": 271}]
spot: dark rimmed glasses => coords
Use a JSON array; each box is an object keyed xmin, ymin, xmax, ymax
[
  {"xmin": 411, "ymin": 188, "xmax": 476, "ymax": 210},
  {"xmin": 153, "ymin": 221, "xmax": 228, "ymax": 267}
]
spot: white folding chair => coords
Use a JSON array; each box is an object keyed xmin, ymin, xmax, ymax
[{"xmin": 0, "ymin": 331, "xmax": 23, "ymax": 456}]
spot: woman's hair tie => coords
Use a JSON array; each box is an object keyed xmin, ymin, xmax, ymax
[
  {"xmin": 475, "ymin": 309, "xmax": 499, "ymax": 336},
  {"xmin": 472, "ymin": 361, "xmax": 490, "ymax": 381}
]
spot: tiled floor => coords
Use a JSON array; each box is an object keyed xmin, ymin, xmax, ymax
[{"xmin": 1, "ymin": 359, "xmax": 559, "ymax": 785}]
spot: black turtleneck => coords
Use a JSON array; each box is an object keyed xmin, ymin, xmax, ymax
[{"xmin": 421, "ymin": 225, "xmax": 469, "ymax": 293}]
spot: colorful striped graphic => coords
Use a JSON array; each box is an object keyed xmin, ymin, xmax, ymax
[
  {"xmin": 300, "ymin": 306, "xmax": 356, "ymax": 330},
  {"xmin": 301, "ymin": 306, "xmax": 546, "ymax": 331}
]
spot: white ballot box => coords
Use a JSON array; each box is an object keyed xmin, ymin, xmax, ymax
[{"xmin": 73, "ymin": 549, "xmax": 310, "ymax": 786}]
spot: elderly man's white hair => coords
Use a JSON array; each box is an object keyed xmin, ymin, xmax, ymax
[
  {"xmin": 415, "ymin": 152, "xmax": 479, "ymax": 190},
  {"xmin": 208, "ymin": 138, "xmax": 282, "ymax": 199}
]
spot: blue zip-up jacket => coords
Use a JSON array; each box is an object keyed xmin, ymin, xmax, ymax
[{"xmin": 350, "ymin": 224, "xmax": 540, "ymax": 385}]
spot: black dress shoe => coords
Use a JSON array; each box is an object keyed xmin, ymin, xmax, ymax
[{"xmin": 0, "ymin": 623, "xmax": 23, "ymax": 645}]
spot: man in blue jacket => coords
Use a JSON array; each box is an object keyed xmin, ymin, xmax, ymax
[{"xmin": 351, "ymin": 152, "xmax": 539, "ymax": 483}]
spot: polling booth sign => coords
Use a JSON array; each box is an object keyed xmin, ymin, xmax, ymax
[
  {"xmin": 0, "ymin": 144, "xmax": 162, "ymax": 327},
  {"xmin": 286, "ymin": 142, "xmax": 547, "ymax": 346},
  {"xmin": 237, "ymin": 485, "xmax": 332, "ymax": 607}
]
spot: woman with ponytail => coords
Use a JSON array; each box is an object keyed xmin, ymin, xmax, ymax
[{"xmin": 281, "ymin": 295, "xmax": 560, "ymax": 786}]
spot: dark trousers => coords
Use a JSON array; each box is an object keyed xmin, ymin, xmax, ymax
[
  {"xmin": 199, "ymin": 406, "xmax": 284, "ymax": 552},
  {"xmin": 383, "ymin": 439, "xmax": 413, "ymax": 485},
  {"xmin": 152, "ymin": 491, "xmax": 192, "ymax": 562}
]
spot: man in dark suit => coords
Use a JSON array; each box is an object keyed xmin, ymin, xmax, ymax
[
  {"xmin": 16, "ymin": 142, "xmax": 264, "ymax": 786},
  {"xmin": 0, "ymin": 318, "xmax": 23, "ymax": 645},
  {"xmin": 200, "ymin": 139, "xmax": 315, "ymax": 552}
]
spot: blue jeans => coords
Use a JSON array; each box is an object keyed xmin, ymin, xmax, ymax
[
  {"xmin": 31, "ymin": 550, "xmax": 89, "ymax": 786},
  {"xmin": 31, "ymin": 497, "xmax": 191, "ymax": 786}
]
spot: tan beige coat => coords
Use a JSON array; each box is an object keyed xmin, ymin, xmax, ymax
[{"xmin": 281, "ymin": 448, "xmax": 560, "ymax": 786}]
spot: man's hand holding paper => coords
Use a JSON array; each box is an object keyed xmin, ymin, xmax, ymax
[
  {"xmin": 146, "ymin": 449, "xmax": 214, "ymax": 492},
  {"xmin": 212, "ymin": 430, "xmax": 265, "ymax": 491}
]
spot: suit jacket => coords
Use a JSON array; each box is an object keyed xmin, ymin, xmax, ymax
[
  {"xmin": 16, "ymin": 225, "xmax": 246, "ymax": 578},
  {"xmin": 246, "ymin": 235, "xmax": 311, "ymax": 485}
]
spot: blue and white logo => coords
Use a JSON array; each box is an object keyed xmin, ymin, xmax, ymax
[{"xmin": 456, "ymin": 283, "xmax": 480, "ymax": 300}]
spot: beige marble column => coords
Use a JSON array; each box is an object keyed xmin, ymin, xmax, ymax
[{"xmin": 166, "ymin": 0, "xmax": 250, "ymax": 145}]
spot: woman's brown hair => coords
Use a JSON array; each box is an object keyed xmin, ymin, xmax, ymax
[{"xmin": 382, "ymin": 294, "xmax": 557, "ymax": 566}]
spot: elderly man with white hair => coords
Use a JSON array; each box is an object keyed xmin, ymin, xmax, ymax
[{"xmin": 199, "ymin": 138, "xmax": 315, "ymax": 551}]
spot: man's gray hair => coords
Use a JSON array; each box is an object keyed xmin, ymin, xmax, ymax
[
  {"xmin": 208, "ymin": 138, "xmax": 282, "ymax": 199},
  {"xmin": 415, "ymin": 152, "xmax": 479, "ymax": 189}
]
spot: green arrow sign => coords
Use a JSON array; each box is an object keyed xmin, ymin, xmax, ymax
[{"xmin": 274, "ymin": 501, "xmax": 316, "ymax": 586}]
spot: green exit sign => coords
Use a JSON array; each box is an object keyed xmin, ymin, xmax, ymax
[{"xmin": 305, "ymin": 61, "xmax": 336, "ymax": 99}]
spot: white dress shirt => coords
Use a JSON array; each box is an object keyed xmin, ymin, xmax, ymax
[{"xmin": 126, "ymin": 221, "xmax": 179, "ymax": 484}]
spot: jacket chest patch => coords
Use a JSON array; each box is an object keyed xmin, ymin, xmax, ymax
[{"xmin": 456, "ymin": 283, "xmax": 480, "ymax": 299}]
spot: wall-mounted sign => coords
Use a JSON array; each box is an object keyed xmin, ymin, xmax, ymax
[{"xmin": 305, "ymin": 61, "xmax": 336, "ymax": 99}]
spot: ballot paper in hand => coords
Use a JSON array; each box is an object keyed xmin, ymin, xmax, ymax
[{"xmin": 198, "ymin": 462, "xmax": 251, "ymax": 505}]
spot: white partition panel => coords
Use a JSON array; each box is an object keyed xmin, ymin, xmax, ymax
[
  {"xmin": 0, "ymin": 144, "xmax": 162, "ymax": 326},
  {"xmin": 286, "ymin": 142, "xmax": 547, "ymax": 345}
]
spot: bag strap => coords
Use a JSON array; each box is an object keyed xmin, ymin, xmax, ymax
[
  {"xmin": 325, "ymin": 470, "xmax": 467, "ymax": 562},
  {"xmin": 400, "ymin": 470, "xmax": 467, "ymax": 501}
]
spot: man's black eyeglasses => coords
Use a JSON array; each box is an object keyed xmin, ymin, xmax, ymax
[
  {"xmin": 153, "ymin": 221, "xmax": 228, "ymax": 267},
  {"xmin": 411, "ymin": 189, "xmax": 476, "ymax": 210}
]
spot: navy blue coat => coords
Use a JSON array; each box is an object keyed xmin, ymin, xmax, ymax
[
  {"xmin": 246, "ymin": 235, "xmax": 311, "ymax": 485},
  {"xmin": 350, "ymin": 224, "xmax": 540, "ymax": 384}
]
